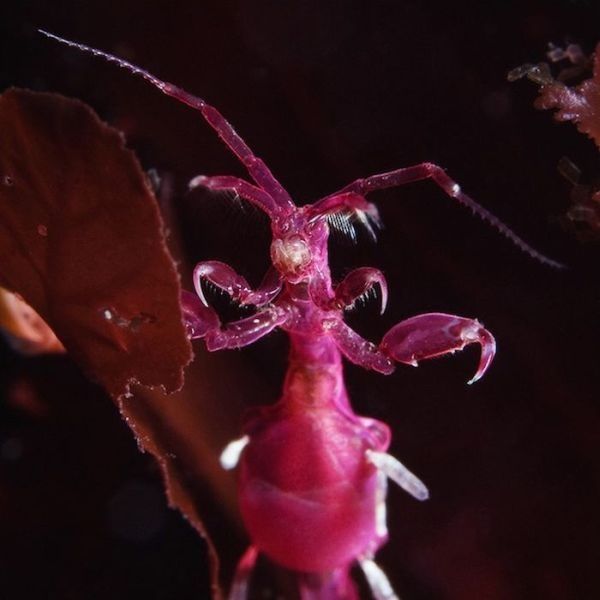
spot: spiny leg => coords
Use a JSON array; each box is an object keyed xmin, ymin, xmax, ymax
[
  {"xmin": 380, "ymin": 312, "xmax": 496, "ymax": 384},
  {"xmin": 194, "ymin": 261, "xmax": 282, "ymax": 308},
  {"xmin": 309, "ymin": 267, "xmax": 386, "ymax": 313},
  {"xmin": 330, "ymin": 311, "xmax": 495, "ymax": 383},
  {"xmin": 39, "ymin": 30, "xmax": 295, "ymax": 212},
  {"xmin": 308, "ymin": 192, "xmax": 382, "ymax": 241},
  {"xmin": 189, "ymin": 175, "xmax": 282, "ymax": 218},
  {"xmin": 327, "ymin": 162, "xmax": 563, "ymax": 268},
  {"xmin": 188, "ymin": 260, "xmax": 286, "ymax": 350},
  {"xmin": 194, "ymin": 261, "xmax": 252, "ymax": 307},
  {"xmin": 327, "ymin": 319, "xmax": 395, "ymax": 375},
  {"xmin": 228, "ymin": 545, "xmax": 259, "ymax": 600},
  {"xmin": 332, "ymin": 267, "xmax": 388, "ymax": 315},
  {"xmin": 308, "ymin": 191, "xmax": 376, "ymax": 216},
  {"xmin": 205, "ymin": 306, "xmax": 288, "ymax": 351}
]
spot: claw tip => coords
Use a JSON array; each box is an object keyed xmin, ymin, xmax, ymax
[{"xmin": 379, "ymin": 301, "xmax": 387, "ymax": 316}]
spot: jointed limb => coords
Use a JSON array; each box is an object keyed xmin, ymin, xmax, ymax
[
  {"xmin": 185, "ymin": 259, "xmax": 286, "ymax": 349},
  {"xmin": 309, "ymin": 192, "xmax": 381, "ymax": 241},
  {"xmin": 189, "ymin": 175, "xmax": 282, "ymax": 218},
  {"xmin": 205, "ymin": 307, "xmax": 288, "ymax": 351},
  {"xmin": 327, "ymin": 319, "xmax": 395, "ymax": 375},
  {"xmin": 330, "ymin": 310, "xmax": 495, "ymax": 384},
  {"xmin": 309, "ymin": 192, "xmax": 380, "ymax": 222},
  {"xmin": 39, "ymin": 30, "xmax": 295, "ymax": 213},
  {"xmin": 328, "ymin": 162, "xmax": 563, "ymax": 268},
  {"xmin": 194, "ymin": 261, "xmax": 282, "ymax": 308},
  {"xmin": 333, "ymin": 267, "xmax": 388, "ymax": 315},
  {"xmin": 182, "ymin": 287, "xmax": 287, "ymax": 350}
]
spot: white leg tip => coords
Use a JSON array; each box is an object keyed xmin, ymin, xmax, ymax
[
  {"xmin": 220, "ymin": 435, "xmax": 250, "ymax": 470},
  {"xmin": 359, "ymin": 558, "xmax": 400, "ymax": 600},
  {"xmin": 366, "ymin": 450, "xmax": 429, "ymax": 501},
  {"xmin": 375, "ymin": 470, "xmax": 388, "ymax": 539}
]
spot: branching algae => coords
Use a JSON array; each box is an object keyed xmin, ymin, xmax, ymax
[{"xmin": 509, "ymin": 42, "xmax": 600, "ymax": 239}]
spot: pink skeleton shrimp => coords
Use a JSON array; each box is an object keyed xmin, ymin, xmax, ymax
[{"xmin": 41, "ymin": 30, "xmax": 562, "ymax": 600}]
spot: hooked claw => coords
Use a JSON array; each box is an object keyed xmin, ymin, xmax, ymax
[
  {"xmin": 194, "ymin": 261, "xmax": 282, "ymax": 308},
  {"xmin": 194, "ymin": 261, "xmax": 252, "ymax": 307},
  {"xmin": 332, "ymin": 267, "xmax": 388, "ymax": 315},
  {"xmin": 380, "ymin": 312, "xmax": 496, "ymax": 384},
  {"xmin": 180, "ymin": 290, "xmax": 220, "ymax": 339}
]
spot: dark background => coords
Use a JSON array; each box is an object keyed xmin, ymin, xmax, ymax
[{"xmin": 0, "ymin": 1, "xmax": 599, "ymax": 598}]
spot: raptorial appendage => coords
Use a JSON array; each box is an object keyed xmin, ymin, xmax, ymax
[{"xmin": 380, "ymin": 312, "xmax": 496, "ymax": 385}]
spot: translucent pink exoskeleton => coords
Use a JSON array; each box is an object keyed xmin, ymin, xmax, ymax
[{"xmin": 41, "ymin": 31, "xmax": 563, "ymax": 600}]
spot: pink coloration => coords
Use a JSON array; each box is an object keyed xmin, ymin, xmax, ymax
[
  {"xmin": 240, "ymin": 335, "xmax": 391, "ymax": 575},
  {"xmin": 508, "ymin": 43, "xmax": 600, "ymax": 149},
  {"xmin": 40, "ymin": 31, "xmax": 564, "ymax": 599},
  {"xmin": 509, "ymin": 44, "xmax": 600, "ymax": 240}
]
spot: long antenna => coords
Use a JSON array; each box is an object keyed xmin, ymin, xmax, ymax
[
  {"xmin": 331, "ymin": 162, "xmax": 566, "ymax": 269},
  {"xmin": 38, "ymin": 29, "xmax": 294, "ymax": 211}
]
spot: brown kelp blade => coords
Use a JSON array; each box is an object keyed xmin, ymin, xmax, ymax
[
  {"xmin": 0, "ymin": 88, "xmax": 192, "ymax": 396},
  {"xmin": 0, "ymin": 88, "xmax": 227, "ymax": 594}
]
